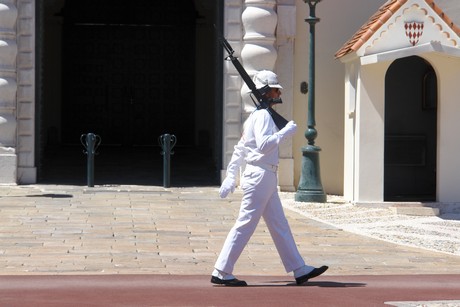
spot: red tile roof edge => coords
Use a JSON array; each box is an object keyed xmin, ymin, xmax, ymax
[{"xmin": 335, "ymin": 0, "xmax": 460, "ymax": 59}]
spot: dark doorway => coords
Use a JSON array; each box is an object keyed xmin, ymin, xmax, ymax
[
  {"xmin": 61, "ymin": 1, "xmax": 195, "ymax": 146},
  {"xmin": 37, "ymin": 0, "xmax": 221, "ymax": 186},
  {"xmin": 384, "ymin": 56, "xmax": 437, "ymax": 201}
]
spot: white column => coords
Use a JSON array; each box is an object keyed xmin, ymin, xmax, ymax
[
  {"xmin": 0, "ymin": 0, "xmax": 18, "ymax": 184},
  {"xmin": 354, "ymin": 63, "xmax": 387, "ymax": 203},
  {"xmin": 275, "ymin": 2, "xmax": 296, "ymax": 191},
  {"xmin": 343, "ymin": 60, "xmax": 359, "ymax": 202}
]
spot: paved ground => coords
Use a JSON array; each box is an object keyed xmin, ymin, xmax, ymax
[{"xmin": 0, "ymin": 184, "xmax": 459, "ymax": 306}]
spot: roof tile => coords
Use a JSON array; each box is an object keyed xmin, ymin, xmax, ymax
[{"xmin": 335, "ymin": 0, "xmax": 460, "ymax": 59}]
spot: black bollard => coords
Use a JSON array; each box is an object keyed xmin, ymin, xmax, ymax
[
  {"xmin": 158, "ymin": 134, "xmax": 177, "ymax": 188},
  {"xmin": 80, "ymin": 133, "xmax": 101, "ymax": 187}
]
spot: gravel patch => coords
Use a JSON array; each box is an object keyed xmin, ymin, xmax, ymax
[{"xmin": 282, "ymin": 195, "xmax": 460, "ymax": 256}]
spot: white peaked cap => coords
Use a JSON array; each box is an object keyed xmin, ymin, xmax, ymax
[{"xmin": 252, "ymin": 70, "xmax": 283, "ymax": 90}]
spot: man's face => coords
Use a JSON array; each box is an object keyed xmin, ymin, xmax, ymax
[
  {"xmin": 266, "ymin": 88, "xmax": 281, "ymax": 107},
  {"xmin": 266, "ymin": 88, "xmax": 281, "ymax": 99}
]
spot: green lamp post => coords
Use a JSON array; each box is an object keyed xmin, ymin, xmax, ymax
[{"xmin": 295, "ymin": 0, "xmax": 327, "ymax": 203}]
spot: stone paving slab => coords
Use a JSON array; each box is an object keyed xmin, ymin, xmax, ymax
[{"xmin": 0, "ymin": 184, "xmax": 459, "ymax": 277}]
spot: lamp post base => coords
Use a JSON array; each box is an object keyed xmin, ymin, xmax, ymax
[{"xmin": 295, "ymin": 145, "xmax": 327, "ymax": 203}]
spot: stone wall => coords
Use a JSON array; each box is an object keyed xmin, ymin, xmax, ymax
[{"xmin": 0, "ymin": 0, "xmax": 36, "ymax": 184}]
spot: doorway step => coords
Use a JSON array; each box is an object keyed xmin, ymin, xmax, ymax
[{"xmin": 389, "ymin": 203, "xmax": 440, "ymax": 216}]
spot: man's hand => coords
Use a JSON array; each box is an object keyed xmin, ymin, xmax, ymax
[
  {"xmin": 277, "ymin": 120, "xmax": 297, "ymax": 139},
  {"xmin": 219, "ymin": 176, "xmax": 236, "ymax": 198}
]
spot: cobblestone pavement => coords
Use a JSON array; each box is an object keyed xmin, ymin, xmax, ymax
[{"xmin": 0, "ymin": 184, "xmax": 459, "ymax": 277}]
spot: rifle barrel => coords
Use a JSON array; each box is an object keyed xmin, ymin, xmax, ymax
[{"xmin": 217, "ymin": 34, "xmax": 289, "ymax": 130}]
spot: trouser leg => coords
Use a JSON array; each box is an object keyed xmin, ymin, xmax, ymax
[
  {"xmin": 214, "ymin": 169, "xmax": 272, "ymax": 274},
  {"xmin": 213, "ymin": 210, "xmax": 261, "ymax": 274},
  {"xmin": 263, "ymin": 192, "xmax": 305, "ymax": 273}
]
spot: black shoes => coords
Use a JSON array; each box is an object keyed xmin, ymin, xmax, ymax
[
  {"xmin": 295, "ymin": 265, "xmax": 329, "ymax": 285},
  {"xmin": 210, "ymin": 266, "xmax": 328, "ymax": 287},
  {"xmin": 211, "ymin": 276, "xmax": 248, "ymax": 287}
]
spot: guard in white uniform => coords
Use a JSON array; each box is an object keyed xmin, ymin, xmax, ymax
[{"xmin": 211, "ymin": 70, "xmax": 328, "ymax": 287}]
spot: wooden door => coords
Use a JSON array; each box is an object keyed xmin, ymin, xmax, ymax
[{"xmin": 384, "ymin": 56, "xmax": 437, "ymax": 201}]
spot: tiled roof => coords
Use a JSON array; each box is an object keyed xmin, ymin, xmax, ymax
[{"xmin": 335, "ymin": 0, "xmax": 460, "ymax": 59}]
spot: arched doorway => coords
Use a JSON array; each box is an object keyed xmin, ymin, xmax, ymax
[
  {"xmin": 384, "ymin": 56, "xmax": 437, "ymax": 201},
  {"xmin": 37, "ymin": 0, "xmax": 222, "ymax": 186}
]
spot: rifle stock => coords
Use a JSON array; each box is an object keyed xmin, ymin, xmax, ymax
[{"xmin": 217, "ymin": 35, "xmax": 288, "ymax": 130}]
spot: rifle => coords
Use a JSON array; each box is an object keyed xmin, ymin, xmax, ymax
[{"xmin": 217, "ymin": 35, "xmax": 289, "ymax": 130}]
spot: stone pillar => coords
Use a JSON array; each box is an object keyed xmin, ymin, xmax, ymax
[
  {"xmin": 221, "ymin": 0, "xmax": 245, "ymax": 181},
  {"xmin": 240, "ymin": 0, "xmax": 295, "ymax": 191},
  {"xmin": 0, "ymin": 0, "xmax": 18, "ymax": 184},
  {"xmin": 16, "ymin": 0, "xmax": 36, "ymax": 183},
  {"xmin": 222, "ymin": 0, "xmax": 295, "ymax": 191},
  {"xmin": 240, "ymin": 0, "xmax": 277, "ymax": 114}
]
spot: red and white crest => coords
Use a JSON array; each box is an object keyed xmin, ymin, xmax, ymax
[{"xmin": 404, "ymin": 21, "xmax": 424, "ymax": 46}]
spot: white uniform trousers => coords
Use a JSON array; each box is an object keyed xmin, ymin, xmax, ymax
[{"xmin": 214, "ymin": 164, "xmax": 305, "ymax": 274}]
